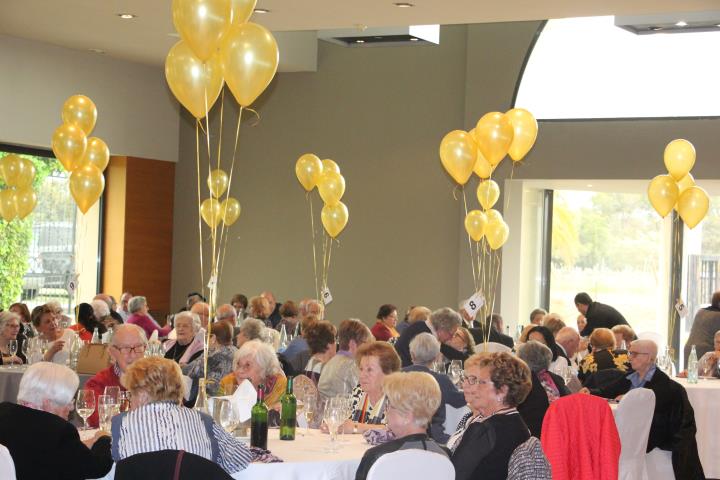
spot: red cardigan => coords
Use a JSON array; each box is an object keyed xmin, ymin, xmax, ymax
[
  {"xmin": 371, "ymin": 321, "xmax": 396, "ymax": 342},
  {"xmin": 83, "ymin": 366, "xmax": 125, "ymax": 428}
]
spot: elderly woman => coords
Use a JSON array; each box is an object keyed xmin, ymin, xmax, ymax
[
  {"xmin": 611, "ymin": 324, "xmax": 635, "ymax": 351},
  {"xmin": 248, "ymin": 296, "xmax": 271, "ymax": 327},
  {"xmin": 0, "ymin": 312, "xmax": 25, "ymax": 365},
  {"xmin": 9, "ymin": 302, "xmax": 33, "ymax": 338},
  {"xmin": 0, "ymin": 362, "xmax": 112, "ymax": 479},
  {"xmin": 448, "ymin": 352, "xmax": 532, "ymax": 480},
  {"xmin": 526, "ymin": 325, "xmax": 565, "ymax": 371},
  {"xmin": 404, "ymin": 332, "xmax": 466, "ymax": 443},
  {"xmin": 127, "ymin": 296, "xmax": 171, "ymax": 338},
  {"xmin": 164, "ymin": 311, "xmax": 204, "ymax": 365},
  {"xmin": 70, "ymin": 303, "xmax": 106, "ymax": 342},
  {"xmin": 91, "ymin": 299, "xmax": 119, "ymax": 330},
  {"xmin": 354, "ymin": 372, "xmax": 449, "ymax": 480},
  {"xmin": 371, "ymin": 304, "xmax": 400, "ymax": 342},
  {"xmin": 578, "ymin": 327, "xmax": 629, "ymax": 384},
  {"xmin": 236, "ymin": 317, "xmax": 266, "ymax": 348},
  {"xmin": 303, "ymin": 321, "xmax": 337, "ymax": 384},
  {"xmin": 219, "ymin": 339, "xmax": 287, "ymax": 407},
  {"xmin": 446, "ymin": 326, "xmax": 476, "ymax": 358},
  {"xmin": 516, "ymin": 341, "xmax": 570, "ymax": 437},
  {"xmin": 32, "ymin": 304, "xmax": 75, "ymax": 364},
  {"xmin": 112, "ymin": 357, "xmax": 252, "ymax": 474},
  {"xmin": 185, "ymin": 320, "xmax": 238, "ymax": 396}
]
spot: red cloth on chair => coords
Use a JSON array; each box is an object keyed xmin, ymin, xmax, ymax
[{"xmin": 540, "ymin": 393, "xmax": 620, "ymax": 480}]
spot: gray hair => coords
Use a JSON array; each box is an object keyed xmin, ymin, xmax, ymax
[
  {"xmin": 174, "ymin": 311, "xmax": 202, "ymax": 334},
  {"xmin": 715, "ymin": 330, "xmax": 720, "ymax": 340},
  {"xmin": 409, "ymin": 333, "xmax": 441, "ymax": 366},
  {"xmin": 18, "ymin": 362, "xmax": 79, "ymax": 407},
  {"xmin": 91, "ymin": 299, "xmax": 110, "ymax": 319},
  {"xmin": 215, "ymin": 304, "xmax": 236, "ymax": 321},
  {"xmin": 128, "ymin": 296, "xmax": 147, "ymax": 314},
  {"xmin": 0, "ymin": 311, "xmax": 20, "ymax": 330},
  {"xmin": 517, "ymin": 340, "xmax": 552, "ymax": 373},
  {"xmin": 234, "ymin": 339, "xmax": 281, "ymax": 379},
  {"xmin": 429, "ymin": 307, "xmax": 462, "ymax": 334},
  {"xmin": 111, "ymin": 324, "xmax": 148, "ymax": 345},
  {"xmin": 239, "ymin": 318, "xmax": 266, "ymax": 341}
]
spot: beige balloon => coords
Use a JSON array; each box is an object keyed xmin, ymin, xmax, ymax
[
  {"xmin": 221, "ymin": 197, "xmax": 241, "ymax": 226},
  {"xmin": 201, "ymin": 197, "xmax": 222, "ymax": 228},
  {"xmin": 14, "ymin": 187, "xmax": 37, "ymax": 219},
  {"xmin": 477, "ymin": 180, "xmax": 500, "ymax": 210},
  {"xmin": 485, "ymin": 220, "xmax": 509, "ymax": 250},
  {"xmin": 0, "ymin": 189, "xmax": 18, "ymax": 221},
  {"xmin": 677, "ymin": 186, "xmax": 710, "ymax": 229},
  {"xmin": 647, "ymin": 174, "xmax": 679, "ymax": 218},
  {"xmin": 464, "ymin": 210, "xmax": 488, "ymax": 242},
  {"xmin": 321, "ymin": 201, "xmax": 349, "ymax": 238},
  {"xmin": 69, "ymin": 164, "xmax": 105, "ymax": 214}
]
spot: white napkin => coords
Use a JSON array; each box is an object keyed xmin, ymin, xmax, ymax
[{"xmin": 231, "ymin": 379, "xmax": 256, "ymax": 422}]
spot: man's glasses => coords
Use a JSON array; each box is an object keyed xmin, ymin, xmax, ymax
[
  {"xmin": 112, "ymin": 345, "xmax": 147, "ymax": 355},
  {"xmin": 628, "ymin": 351, "xmax": 650, "ymax": 358}
]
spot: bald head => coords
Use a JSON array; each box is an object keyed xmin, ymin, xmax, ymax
[
  {"xmin": 191, "ymin": 302, "xmax": 210, "ymax": 328},
  {"xmin": 556, "ymin": 327, "xmax": 581, "ymax": 357},
  {"xmin": 93, "ymin": 294, "xmax": 113, "ymax": 310},
  {"xmin": 216, "ymin": 304, "xmax": 237, "ymax": 325},
  {"xmin": 630, "ymin": 339, "xmax": 658, "ymax": 360}
]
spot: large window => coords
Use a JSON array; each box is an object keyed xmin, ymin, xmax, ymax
[{"xmin": 515, "ymin": 16, "xmax": 720, "ymax": 118}]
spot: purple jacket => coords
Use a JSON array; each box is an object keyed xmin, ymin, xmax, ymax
[{"xmin": 127, "ymin": 313, "xmax": 172, "ymax": 338}]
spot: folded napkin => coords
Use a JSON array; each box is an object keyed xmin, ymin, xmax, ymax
[{"xmin": 249, "ymin": 446, "xmax": 283, "ymax": 463}]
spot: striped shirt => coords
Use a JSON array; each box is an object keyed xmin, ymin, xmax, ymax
[{"xmin": 111, "ymin": 402, "xmax": 252, "ymax": 474}]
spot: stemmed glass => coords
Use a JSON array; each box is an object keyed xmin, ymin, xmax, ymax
[
  {"xmin": 76, "ymin": 390, "xmax": 96, "ymax": 431},
  {"xmin": 104, "ymin": 386, "xmax": 121, "ymax": 416},
  {"xmin": 448, "ymin": 360, "xmax": 463, "ymax": 387},
  {"xmin": 97, "ymin": 395, "xmax": 114, "ymax": 431},
  {"xmin": 218, "ymin": 399, "xmax": 240, "ymax": 434},
  {"xmin": 322, "ymin": 402, "xmax": 342, "ymax": 452},
  {"xmin": 21, "ymin": 340, "xmax": 30, "ymax": 364},
  {"xmin": 7, "ymin": 340, "xmax": 18, "ymax": 369},
  {"xmin": 119, "ymin": 391, "xmax": 132, "ymax": 412},
  {"xmin": 303, "ymin": 392, "xmax": 317, "ymax": 435}
]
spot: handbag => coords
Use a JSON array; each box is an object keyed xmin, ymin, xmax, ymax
[{"xmin": 76, "ymin": 343, "xmax": 111, "ymax": 374}]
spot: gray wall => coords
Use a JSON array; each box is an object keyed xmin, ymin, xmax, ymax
[{"xmin": 171, "ymin": 21, "xmax": 720, "ymax": 324}]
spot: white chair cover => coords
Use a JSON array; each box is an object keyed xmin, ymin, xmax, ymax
[
  {"xmin": 615, "ymin": 388, "xmax": 655, "ymax": 480},
  {"xmin": 476, "ymin": 342, "xmax": 512, "ymax": 353},
  {"xmin": 646, "ymin": 448, "xmax": 675, "ymax": 480},
  {"xmin": 443, "ymin": 404, "xmax": 471, "ymax": 435},
  {"xmin": 0, "ymin": 444, "xmax": 16, "ymax": 480},
  {"xmin": 366, "ymin": 449, "xmax": 455, "ymax": 480},
  {"xmin": 182, "ymin": 375, "xmax": 192, "ymax": 401},
  {"xmin": 636, "ymin": 332, "xmax": 666, "ymax": 351}
]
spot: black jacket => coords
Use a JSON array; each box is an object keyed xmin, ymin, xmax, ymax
[
  {"xmin": 0, "ymin": 402, "xmax": 113, "ymax": 480},
  {"xmin": 580, "ymin": 301, "xmax": 629, "ymax": 336},
  {"xmin": 395, "ymin": 321, "xmax": 467, "ymax": 367},
  {"xmin": 469, "ymin": 326, "xmax": 514, "ymax": 349},
  {"xmin": 355, "ymin": 433, "xmax": 448, "ymax": 480},
  {"xmin": 517, "ymin": 370, "xmax": 570, "ymax": 437}
]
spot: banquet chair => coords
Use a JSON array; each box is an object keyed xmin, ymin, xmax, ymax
[
  {"xmin": 115, "ymin": 449, "xmax": 234, "ymax": 480},
  {"xmin": 443, "ymin": 404, "xmax": 471, "ymax": 435},
  {"xmin": 366, "ymin": 449, "xmax": 455, "ymax": 480},
  {"xmin": 614, "ymin": 388, "xmax": 655, "ymax": 480},
  {"xmin": 507, "ymin": 436, "xmax": 551, "ymax": 479},
  {"xmin": 645, "ymin": 448, "xmax": 675, "ymax": 480},
  {"xmin": 476, "ymin": 342, "xmax": 512, "ymax": 353},
  {"xmin": 636, "ymin": 332, "xmax": 666, "ymax": 352},
  {"xmin": 0, "ymin": 444, "xmax": 16, "ymax": 480}
]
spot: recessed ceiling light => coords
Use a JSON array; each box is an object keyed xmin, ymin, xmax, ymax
[
  {"xmin": 254, "ymin": 8, "xmax": 270, "ymax": 14},
  {"xmin": 88, "ymin": 48, "xmax": 105, "ymax": 54},
  {"xmin": 356, "ymin": 39, "xmax": 365, "ymax": 44},
  {"xmin": 410, "ymin": 37, "xmax": 419, "ymax": 41},
  {"xmin": 586, "ymin": 184, "xmax": 593, "ymax": 188},
  {"xmin": 117, "ymin": 13, "xmax": 137, "ymax": 19},
  {"xmin": 393, "ymin": 2, "xmax": 414, "ymax": 7},
  {"xmin": 649, "ymin": 26, "xmax": 662, "ymax": 32},
  {"xmin": 715, "ymin": 24, "xmax": 720, "ymax": 28},
  {"xmin": 675, "ymin": 20, "xmax": 688, "ymax": 27}
]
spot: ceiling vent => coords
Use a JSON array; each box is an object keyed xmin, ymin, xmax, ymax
[
  {"xmin": 615, "ymin": 11, "xmax": 720, "ymax": 34},
  {"xmin": 318, "ymin": 25, "xmax": 439, "ymax": 47}
]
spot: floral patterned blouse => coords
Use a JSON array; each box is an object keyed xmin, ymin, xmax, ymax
[{"xmin": 578, "ymin": 348, "xmax": 630, "ymax": 383}]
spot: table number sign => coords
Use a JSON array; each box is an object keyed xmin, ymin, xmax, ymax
[
  {"xmin": 675, "ymin": 299, "xmax": 688, "ymax": 318},
  {"xmin": 462, "ymin": 291, "xmax": 485, "ymax": 320},
  {"xmin": 321, "ymin": 287, "xmax": 333, "ymax": 305}
]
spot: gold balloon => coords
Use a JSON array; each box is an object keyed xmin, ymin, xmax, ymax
[
  {"xmin": 321, "ymin": 201, "xmax": 349, "ymax": 238},
  {"xmin": 172, "ymin": 0, "xmax": 232, "ymax": 62},
  {"xmin": 475, "ymin": 112, "xmax": 514, "ymax": 166},
  {"xmin": 473, "ymin": 149, "xmax": 495, "ymax": 179},
  {"xmin": 207, "ymin": 169, "xmax": 229, "ymax": 198},
  {"xmin": 505, "ymin": 108, "xmax": 538, "ymax": 161},
  {"xmin": 0, "ymin": 189, "xmax": 17, "ymax": 221},
  {"xmin": 221, "ymin": 22, "xmax": 279, "ymax": 107},
  {"xmin": 13, "ymin": 187, "xmax": 37, "ymax": 219},
  {"xmin": 486, "ymin": 209, "xmax": 503, "ymax": 223},
  {"xmin": 318, "ymin": 171, "xmax": 346, "ymax": 206},
  {"xmin": 295, "ymin": 153, "xmax": 323, "ymax": 191},
  {"xmin": 677, "ymin": 173, "xmax": 695, "ymax": 197},
  {"xmin": 664, "ymin": 139, "xmax": 696, "ymax": 181},
  {"xmin": 221, "ymin": 197, "xmax": 241, "ymax": 225},
  {"xmin": 165, "ymin": 41, "xmax": 225, "ymax": 119},
  {"xmin": 52, "ymin": 124, "xmax": 87, "ymax": 171},
  {"xmin": 231, "ymin": 0, "xmax": 256, "ymax": 24},
  {"xmin": 80, "ymin": 137, "xmax": 110, "ymax": 172},
  {"xmin": 0, "ymin": 154, "xmax": 22, "ymax": 187},
  {"xmin": 486, "ymin": 220, "xmax": 509, "ymax": 250},
  {"xmin": 647, "ymin": 174, "xmax": 679, "ymax": 218},
  {"xmin": 439, "ymin": 130, "xmax": 477, "ymax": 185},
  {"xmin": 477, "ymin": 179, "xmax": 500, "ymax": 211},
  {"xmin": 464, "ymin": 210, "xmax": 488, "ymax": 242},
  {"xmin": 69, "ymin": 164, "xmax": 105, "ymax": 214},
  {"xmin": 14, "ymin": 158, "xmax": 36, "ymax": 188},
  {"xmin": 677, "ymin": 186, "xmax": 710, "ymax": 229},
  {"xmin": 61, "ymin": 95, "xmax": 97, "ymax": 135},
  {"xmin": 200, "ymin": 197, "xmax": 222, "ymax": 228},
  {"xmin": 322, "ymin": 159, "xmax": 340, "ymax": 174}
]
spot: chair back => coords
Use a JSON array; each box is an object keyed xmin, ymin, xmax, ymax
[
  {"xmin": 0, "ymin": 444, "xmax": 16, "ymax": 480},
  {"xmin": 367, "ymin": 450, "xmax": 454, "ymax": 480},
  {"xmin": 636, "ymin": 332, "xmax": 666, "ymax": 351},
  {"xmin": 615, "ymin": 388, "xmax": 655, "ymax": 480},
  {"xmin": 115, "ymin": 449, "xmax": 234, "ymax": 480},
  {"xmin": 443, "ymin": 404, "xmax": 471, "ymax": 435},
  {"xmin": 645, "ymin": 448, "xmax": 675, "ymax": 480},
  {"xmin": 508, "ymin": 436, "xmax": 552, "ymax": 480},
  {"xmin": 476, "ymin": 341, "xmax": 512, "ymax": 353}
]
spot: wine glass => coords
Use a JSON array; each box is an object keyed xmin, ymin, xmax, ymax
[
  {"xmin": 97, "ymin": 395, "xmax": 114, "ymax": 431},
  {"xmin": 104, "ymin": 386, "xmax": 121, "ymax": 415},
  {"xmin": 448, "ymin": 360, "xmax": 463, "ymax": 387},
  {"xmin": 21, "ymin": 339, "xmax": 30, "ymax": 363},
  {"xmin": 218, "ymin": 399, "xmax": 240, "ymax": 434},
  {"xmin": 304, "ymin": 393, "xmax": 317, "ymax": 435},
  {"xmin": 7, "ymin": 340, "xmax": 18, "ymax": 369},
  {"xmin": 76, "ymin": 390, "xmax": 96, "ymax": 431},
  {"xmin": 322, "ymin": 402, "xmax": 342, "ymax": 452},
  {"xmin": 119, "ymin": 391, "xmax": 132, "ymax": 413}
]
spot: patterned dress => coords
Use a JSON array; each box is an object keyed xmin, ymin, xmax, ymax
[{"xmin": 578, "ymin": 348, "xmax": 630, "ymax": 383}]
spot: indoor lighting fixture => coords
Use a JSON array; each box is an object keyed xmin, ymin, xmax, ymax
[
  {"xmin": 675, "ymin": 20, "xmax": 688, "ymax": 27},
  {"xmin": 393, "ymin": 2, "xmax": 414, "ymax": 8},
  {"xmin": 356, "ymin": 39, "xmax": 365, "ymax": 43},
  {"xmin": 254, "ymin": 8, "xmax": 270, "ymax": 14},
  {"xmin": 410, "ymin": 37, "xmax": 419, "ymax": 41},
  {"xmin": 88, "ymin": 48, "xmax": 105, "ymax": 54},
  {"xmin": 117, "ymin": 13, "xmax": 137, "ymax": 19}
]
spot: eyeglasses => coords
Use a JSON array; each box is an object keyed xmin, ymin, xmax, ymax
[
  {"xmin": 628, "ymin": 351, "xmax": 650, "ymax": 358},
  {"xmin": 112, "ymin": 344, "xmax": 147, "ymax": 355},
  {"xmin": 460, "ymin": 372, "xmax": 493, "ymax": 386}
]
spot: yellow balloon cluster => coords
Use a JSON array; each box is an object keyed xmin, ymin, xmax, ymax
[
  {"xmin": 166, "ymin": 0, "xmax": 278, "ymax": 117},
  {"xmin": 51, "ymin": 95, "xmax": 108, "ymax": 214},
  {"xmin": 439, "ymin": 109, "xmax": 538, "ymax": 184},
  {"xmin": 295, "ymin": 153, "xmax": 349, "ymax": 238},
  {"xmin": 647, "ymin": 139, "xmax": 710, "ymax": 228},
  {"xmin": 0, "ymin": 154, "xmax": 38, "ymax": 221},
  {"xmin": 201, "ymin": 168, "xmax": 241, "ymax": 228}
]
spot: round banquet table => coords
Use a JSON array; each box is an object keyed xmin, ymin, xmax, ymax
[
  {"xmin": 0, "ymin": 364, "xmax": 92, "ymax": 403},
  {"xmin": 675, "ymin": 377, "xmax": 720, "ymax": 478}
]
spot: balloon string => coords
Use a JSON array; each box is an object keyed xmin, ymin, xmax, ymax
[
  {"xmin": 308, "ymin": 193, "xmax": 320, "ymax": 302},
  {"xmin": 195, "ymin": 121, "xmax": 205, "ymax": 299},
  {"xmin": 320, "ymin": 231, "xmax": 328, "ymax": 307},
  {"xmin": 462, "ymin": 187, "xmax": 479, "ymax": 292},
  {"xmin": 503, "ymin": 161, "xmax": 517, "ymax": 213},
  {"xmin": 216, "ymin": 89, "xmax": 224, "ymax": 173},
  {"xmin": 325, "ymin": 235, "xmax": 334, "ymax": 301},
  {"xmin": 245, "ymin": 108, "xmax": 261, "ymax": 127},
  {"xmin": 219, "ymin": 106, "xmax": 244, "ymax": 282}
]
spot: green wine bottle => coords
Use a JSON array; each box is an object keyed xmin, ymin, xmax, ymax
[
  {"xmin": 250, "ymin": 384, "xmax": 268, "ymax": 449},
  {"xmin": 280, "ymin": 376, "xmax": 297, "ymax": 440}
]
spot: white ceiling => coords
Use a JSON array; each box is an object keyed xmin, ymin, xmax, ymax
[{"xmin": 0, "ymin": 0, "xmax": 717, "ymax": 67}]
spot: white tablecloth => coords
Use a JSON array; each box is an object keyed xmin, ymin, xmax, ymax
[{"xmin": 676, "ymin": 377, "xmax": 720, "ymax": 478}]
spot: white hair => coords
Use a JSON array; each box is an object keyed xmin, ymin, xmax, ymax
[
  {"xmin": 91, "ymin": 299, "xmax": 110, "ymax": 318},
  {"xmin": 0, "ymin": 311, "xmax": 20, "ymax": 330},
  {"xmin": 174, "ymin": 311, "xmax": 202, "ymax": 334},
  {"xmin": 128, "ymin": 296, "xmax": 147, "ymax": 314},
  {"xmin": 409, "ymin": 332, "xmax": 441, "ymax": 365},
  {"xmin": 18, "ymin": 362, "xmax": 79, "ymax": 407},
  {"xmin": 111, "ymin": 324, "xmax": 148, "ymax": 346},
  {"xmin": 234, "ymin": 339, "xmax": 281, "ymax": 379}
]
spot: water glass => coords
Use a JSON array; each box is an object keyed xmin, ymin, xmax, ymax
[
  {"xmin": 7, "ymin": 340, "xmax": 18, "ymax": 368},
  {"xmin": 119, "ymin": 391, "xmax": 132, "ymax": 412},
  {"xmin": 322, "ymin": 402, "xmax": 342, "ymax": 452},
  {"xmin": 218, "ymin": 399, "xmax": 241, "ymax": 434},
  {"xmin": 303, "ymin": 393, "xmax": 317, "ymax": 434},
  {"xmin": 97, "ymin": 395, "xmax": 114, "ymax": 431},
  {"xmin": 76, "ymin": 390, "xmax": 96, "ymax": 431},
  {"xmin": 448, "ymin": 360, "xmax": 463, "ymax": 386}
]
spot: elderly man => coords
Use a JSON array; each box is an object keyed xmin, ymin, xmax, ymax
[
  {"xmin": 84, "ymin": 324, "xmax": 147, "ymax": 428},
  {"xmin": 586, "ymin": 339, "xmax": 704, "ymax": 479},
  {"xmin": 555, "ymin": 327, "xmax": 580, "ymax": 363},
  {"xmin": 395, "ymin": 307, "xmax": 464, "ymax": 367},
  {"xmin": 574, "ymin": 292, "xmax": 629, "ymax": 336},
  {"xmin": 94, "ymin": 293, "xmax": 124, "ymax": 325},
  {"xmin": 469, "ymin": 313, "xmax": 514, "ymax": 349},
  {"xmin": 118, "ymin": 292, "xmax": 133, "ymax": 321},
  {"xmin": 0, "ymin": 362, "xmax": 113, "ymax": 479},
  {"xmin": 396, "ymin": 306, "xmax": 431, "ymax": 335},
  {"xmin": 318, "ymin": 319, "xmax": 373, "ymax": 401},
  {"xmin": 261, "ymin": 291, "xmax": 282, "ymax": 328},
  {"xmin": 216, "ymin": 303, "xmax": 239, "ymax": 339},
  {"xmin": 403, "ymin": 333, "xmax": 466, "ymax": 443},
  {"xmin": 186, "ymin": 292, "xmax": 205, "ymax": 310}
]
